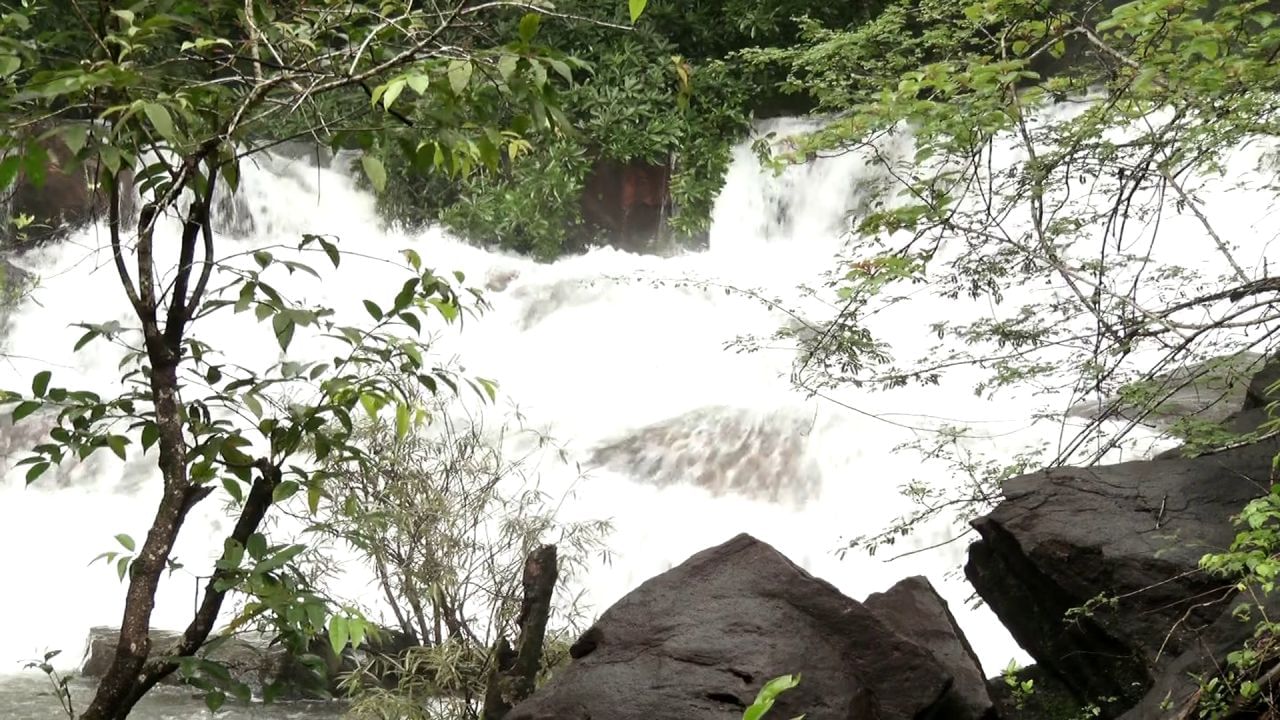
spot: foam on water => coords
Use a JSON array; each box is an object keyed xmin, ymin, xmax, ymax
[{"xmin": 2, "ymin": 101, "xmax": 1277, "ymax": 708}]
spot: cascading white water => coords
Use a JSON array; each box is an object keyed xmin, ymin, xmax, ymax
[{"xmin": 2, "ymin": 102, "xmax": 1276, "ymax": 717}]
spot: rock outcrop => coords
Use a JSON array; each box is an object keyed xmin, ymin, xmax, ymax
[
  {"xmin": 80, "ymin": 624, "xmax": 415, "ymax": 699},
  {"xmin": 3, "ymin": 123, "xmax": 135, "ymax": 247},
  {"xmin": 965, "ymin": 437, "xmax": 1280, "ymax": 713},
  {"xmin": 580, "ymin": 157, "xmax": 672, "ymax": 254},
  {"xmin": 865, "ymin": 576, "xmax": 996, "ymax": 720},
  {"xmin": 1065, "ymin": 352, "xmax": 1268, "ymax": 430},
  {"xmin": 81, "ymin": 627, "xmax": 290, "ymax": 691},
  {"xmin": 507, "ymin": 533, "xmax": 979, "ymax": 720}
]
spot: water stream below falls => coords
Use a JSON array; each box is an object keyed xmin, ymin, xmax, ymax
[{"xmin": 2, "ymin": 105, "xmax": 1269, "ymax": 718}]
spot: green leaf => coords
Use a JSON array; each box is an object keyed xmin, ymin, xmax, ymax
[
  {"xmin": 307, "ymin": 485, "xmax": 322, "ymax": 515},
  {"xmin": 318, "ymin": 238, "xmax": 340, "ymax": 268},
  {"xmin": 359, "ymin": 392, "xmax": 380, "ymax": 420},
  {"xmin": 31, "ymin": 370, "xmax": 51, "ymax": 397},
  {"xmin": 12, "ymin": 400, "xmax": 41, "ymax": 422},
  {"xmin": 395, "ymin": 402, "xmax": 410, "ymax": 440},
  {"xmin": 25, "ymin": 461, "xmax": 50, "ymax": 484},
  {"xmin": 115, "ymin": 533, "xmax": 135, "ymax": 551},
  {"xmin": 247, "ymin": 533, "xmax": 268, "ymax": 561},
  {"xmin": 243, "ymin": 392, "xmax": 264, "ymax": 419},
  {"xmin": 362, "ymin": 300, "xmax": 383, "ymax": 320},
  {"xmin": 228, "ymin": 680, "xmax": 252, "ymax": 703},
  {"xmin": 329, "ymin": 615, "xmax": 350, "ymax": 655},
  {"xmin": 349, "ymin": 616, "xmax": 366, "ymax": 650},
  {"xmin": 519, "ymin": 13, "xmax": 541, "ymax": 41},
  {"xmin": 548, "ymin": 58, "xmax": 573, "ymax": 83},
  {"xmin": 74, "ymin": 329, "xmax": 100, "ymax": 351},
  {"xmin": 142, "ymin": 102, "xmax": 177, "ymax": 143},
  {"xmin": 61, "ymin": 124, "xmax": 89, "ymax": 156},
  {"xmin": 272, "ymin": 314, "xmax": 295, "ymax": 352},
  {"xmin": 0, "ymin": 155, "xmax": 21, "ymax": 192},
  {"xmin": 0, "ymin": 54, "xmax": 20, "ymax": 78},
  {"xmin": 448, "ymin": 60, "xmax": 473, "ymax": 95},
  {"xmin": 205, "ymin": 690, "xmax": 226, "ymax": 712},
  {"xmin": 498, "ymin": 54, "xmax": 520, "ymax": 81},
  {"xmin": 141, "ymin": 422, "xmax": 161, "ymax": 451},
  {"xmin": 382, "ymin": 78, "xmax": 406, "ymax": 109},
  {"xmin": 220, "ymin": 538, "xmax": 244, "ymax": 570},
  {"xmin": 116, "ymin": 555, "xmax": 131, "ymax": 581},
  {"xmin": 223, "ymin": 476, "xmax": 245, "ymax": 504},
  {"xmin": 106, "ymin": 435, "xmax": 128, "ymax": 461},
  {"xmin": 629, "ymin": 0, "xmax": 648, "ymax": 23},
  {"xmin": 407, "ymin": 74, "xmax": 430, "ymax": 95},
  {"xmin": 744, "ymin": 674, "xmax": 803, "ymax": 720},
  {"xmin": 252, "ymin": 543, "xmax": 305, "ymax": 575},
  {"xmin": 272, "ymin": 480, "xmax": 300, "ymax": 503},
  {"xmin": 361, "ymin": 155, "xmax": 387, "ymax": 193}
]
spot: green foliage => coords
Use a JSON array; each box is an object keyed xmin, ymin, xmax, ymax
[
  {"xmin": 1002, "ymin": 660, "xmax": 1037, "ymax": 711},
  {"xmin": 739, "ymin": 0, "xmax": 989, "ymax": 111},
  {"xmin": 293, "ymin": 395, "xmax": 610, "ymax": 717},
  {"xmin": 743, "ymin": 673, "xmax": 805, "ymax": 720},
  {"xmin": 438, "ymin": 138, "xmax": 593, "ymax": 259},
  {"xmin": 23, "ymin": 650, "xmax": 74, "ymax": 719},
  {"xmin": 0, "ymin": 0, "xmax": 632, "ymax": 715},
  {"xmin": 373, "ymin": 0, "xmax": 900, "ymax": 256},
  {"xmin": 1199, "ymin": 397, "xmax": 1280, "ymax": 720},
  {"xmin": 720, "ymin": 0, "xmax": 1280, "ymax": 550}
]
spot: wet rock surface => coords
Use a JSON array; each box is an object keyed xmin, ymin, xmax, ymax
[
  {"xmin": 589, "ymin": 407, "xmax": 821, "ymax": 505},
  {"xmin": 966, "ymin": 440, "xmax": 1279, "ymax": 710},
  {"xmin": 865, "ymin": 575, "xmax": 996, "ymax": 720},
  {"xmin": 507, "ymin": 534, "xmax": 967, "ymax": 720}
]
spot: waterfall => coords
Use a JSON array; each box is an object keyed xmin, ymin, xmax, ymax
[{"xmin": 2, "ymin": 102, "xmax": 1275, "ymax": 715}]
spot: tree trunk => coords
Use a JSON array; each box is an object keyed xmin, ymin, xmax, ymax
[
  {"xmin": 481, "ymin": 544, "xmax": 558, "ymax": 720},
  {"xmin": 80, "ymin": 352, "xmax": 193, "ymax": 720},
  {"xmin": 82, "ymin": 169, "xmax": 279, "ymax": 720}
]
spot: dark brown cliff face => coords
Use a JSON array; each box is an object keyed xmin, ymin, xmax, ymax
[
  {"xmin": 4, "ymin": 123, "xmax": 136, "ymax": 248},
  {"xmin": 580, "ymin": 157, "xmax": 672, "ymax": 254}
]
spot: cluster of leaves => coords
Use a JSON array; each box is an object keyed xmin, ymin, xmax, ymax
[
  {"xmin": 302, "ymin": 403, "xmax": 611, "ymax": 718},
  {"xmin": 0, "ymin": 0, "xmax": 646, "ymax": 717},
  {"xmin": 438, "ymin": 137, "xmax": 594, "ymax": 259},
  {"xmin": 716, "ymin": 0, "xmax": 1280, "ymax": 540},
  {"xmin": 376, "ymin": 0, "xmax": 897, "ymax": 257},
  {"xmin": 1197, "ymin": 394, "xmax": 1280, "ymax": 717}
]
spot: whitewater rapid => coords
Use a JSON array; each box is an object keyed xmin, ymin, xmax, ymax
[{"xmin": 3, "ymin": 102, "xmax": 1275, "ymax": 713}]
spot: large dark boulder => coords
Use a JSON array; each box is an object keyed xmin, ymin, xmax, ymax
[
  {"xmin": 507, "ymin": 533, "xmax": 965, "ymax": 720},
  {"xmin": 965, "ymin": 439, "xmax": 1280, "ymax": 713},
  {"xmin": 865, "ymin": 576, "xmax": 996, "ymax": 720}
]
